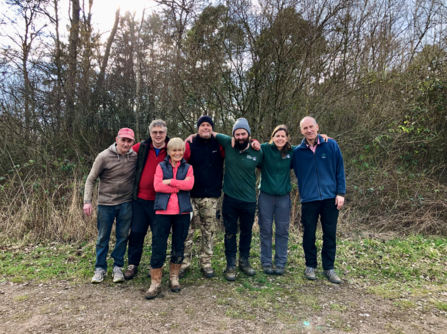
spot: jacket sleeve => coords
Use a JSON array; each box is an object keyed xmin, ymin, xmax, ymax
[
  {"xmin": 132, "ymin": 142, "xmax": 140, "ymax": 153},
  {"xmin": 215, "ymin": 133, "xmax": 231, "ymax": 148},
  {"xmin": 170, "ymin": 165, "xmax": 194, "ymax": 191},
  {"xmin": 183, "ymin": 142, "xmax": 191, "ymax": 162},
  {"xmin": 154, "ymin": 165, "xmax": 179, "ymax": 194},
  {"xmin": 219, "ymin": 143, "xmax": 225, "ymax": 158},
  {"xmin": 334, "ymin": 141, "xmax": 346, "ymax": 195},
  {"xmin": 84, "ymin": 153, "xmax": 105, "ymax": 204}
]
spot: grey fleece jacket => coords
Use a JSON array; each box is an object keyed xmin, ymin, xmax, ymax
[{"xmin": 84, "ymin": 144, "xmax": 138, "ymax": 206}]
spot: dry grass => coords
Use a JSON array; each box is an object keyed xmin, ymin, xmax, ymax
[
  {"xmin": 0, "ymin": 167, "xmax": 97, "ymax": 242},
  {"xmin": 1, "ymin": 161, "xmax": 446, "ymax": 242}
]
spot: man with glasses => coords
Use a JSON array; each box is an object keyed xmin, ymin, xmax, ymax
[{"xmin": 124, "ymin": 120, "xmax": 170, "ymax": 279}]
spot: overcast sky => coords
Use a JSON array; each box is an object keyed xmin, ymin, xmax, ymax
[{"xmin": 62, "ymin": 0, "xmax": 157, "ymax": 35}]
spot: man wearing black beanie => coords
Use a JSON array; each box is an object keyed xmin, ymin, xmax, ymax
[{"xmin": 180, "ymin": 115, "xmax": 223, "ymax": 278}]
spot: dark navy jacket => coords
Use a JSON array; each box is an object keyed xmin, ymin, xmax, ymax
[
  {"xmin": 291, "ymin": 135, "xmax": 346, "ymax": 203},
  {"xmin": 154, "ymin": 156, "xmax": 193, "ymax": 213},
  {"xmin": 186, "ymin": 135, "xmax": 224, "ymax": 198}
]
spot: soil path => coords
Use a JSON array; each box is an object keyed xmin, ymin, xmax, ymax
[{"xmin": 1, "ymin": 277, "xmax": 446, "ymax": 334}]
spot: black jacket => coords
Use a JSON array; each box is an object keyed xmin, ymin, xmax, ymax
[{"xmin": 188, "ymin": 135, "xmax": 224, "ymax": 198}]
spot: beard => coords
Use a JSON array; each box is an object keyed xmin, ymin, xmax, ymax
[{"xmin": 234, "ymin": 138, "xmax": 250, "ymax": 150}]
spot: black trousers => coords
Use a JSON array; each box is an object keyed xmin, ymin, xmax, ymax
[
  {"xmin": 150, "ymin": 214, "xmax": 190, "ymax": 269},
  {"xmin": 127, "ymin": 198, "xmax": 156, "ymax": 266},
  {"xmin": 222, "ymin": 194, "xmax": 256, "ymax": 260},
  {"xmin": 301, "ymin": 198, "xmax": 339, "ymax": 270}
]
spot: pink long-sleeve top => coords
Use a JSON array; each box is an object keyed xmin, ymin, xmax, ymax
[{"xmin": 153, "ymin": 161, "xmax": 194, "ymax": 215}]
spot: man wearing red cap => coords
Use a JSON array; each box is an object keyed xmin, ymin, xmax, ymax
[{"xmin": 83, "ymin": 128, "xmax": 137, "ymax": 284}]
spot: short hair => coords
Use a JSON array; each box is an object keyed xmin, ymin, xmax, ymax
[
  {"xmin": 149, "ymin": 119, "xmax": 167, "ymax": 132},
  {"xmin": 300, "ymin": 116, "xmax": 317, "ymax": 129},
  {"xmin": 167, "ymin": 138, "xmax": 185, "ymax": 154}
]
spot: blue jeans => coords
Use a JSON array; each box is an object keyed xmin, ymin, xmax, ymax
[
  {"xmin": 258, "ymin": 191, "xmax": 291, "ymax": 267},
  {"xmin": 95, "ymin": 202, "xmax": 132, "ymax": 271}
]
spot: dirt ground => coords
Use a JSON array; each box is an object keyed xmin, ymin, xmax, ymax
[{"xmin": 1, "ymin": 275, "xmax": 446, "ymax": 334}]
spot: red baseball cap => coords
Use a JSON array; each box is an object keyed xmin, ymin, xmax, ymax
[{"xmin": 117, "ymin": 128, "xmax": 135, "ymax": 140}]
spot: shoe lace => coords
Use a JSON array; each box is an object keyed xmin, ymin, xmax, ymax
[
  {"xmin": 113, "ymin": 267, "xmax": 123, "ymax": 275},
  {"xmin": 94, "ymin": 269, "xmax": 105, "ymax": 276},
  {"xmin": 305, "ymin": 267, "xmax": 315, "ymax": 273},
  {"xmin": 127, "ymin": 264, "xmax": 136, "ymax": 270},
  {"xmin": 326, "ymin": 269, "xmax": 336, "ymax": 276}
]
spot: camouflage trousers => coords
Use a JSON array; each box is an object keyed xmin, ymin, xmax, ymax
[{"xmin": 181, "ymin": 197, "xmax": 219, "ymax": 270}]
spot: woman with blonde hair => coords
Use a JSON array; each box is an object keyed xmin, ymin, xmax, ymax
[{"xmin": 145, "ymin": 138, "xmax": 194, "ymax": 299}]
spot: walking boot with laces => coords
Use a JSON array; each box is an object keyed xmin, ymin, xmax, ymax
[
  {"xmin": 169, "ymin": 263, "xmax": 182, "ymax": 292},
  {"xmin": 304, "ymin": 267, "xmax": 316, "ymax": 280},
  {"xmin": 224, "ymin": 257, "xmax": 236, "ymax": 281},
  {"xmin": 201, "ymin": 267, "xmax": 214, "ymax": 279},
  {"xmin": 262, "ymin": 265, "xmax": 274, "ymax": 275},
  {"xmin": 124, "ymin": 264, "xmax": 138, "ymax": 279},
  {"xmin": 273, "ymin": 266, "xmax": 285, "ymax": 275},
  {"xmin": 144, "ymin": 268, "xmax": 163, "ymax": 300},
  {"xmin": 323, "ymin": 269, "xmax": 341, "ymax": 284},
  {"xmin": 239, "ymin": 257, "xmax": 256, "ymax": 276}
]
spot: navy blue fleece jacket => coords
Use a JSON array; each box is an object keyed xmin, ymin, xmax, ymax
[{"xmin": 291, "ymin": 135, "xmax": 346, "ymax": 203}]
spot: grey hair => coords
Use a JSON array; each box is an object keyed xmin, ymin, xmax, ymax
[
  {"xmin": 149, "ymin": 119, "xmax": 167, "ymax": 132},
  {"xmin": 300, "ymin": 116, "xmax": 318, "ymax": 129}
]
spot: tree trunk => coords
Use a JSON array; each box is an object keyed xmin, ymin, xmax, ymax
[{"xmin": 66, "ymin": 0, "xmax": 80, "ymax": 134}]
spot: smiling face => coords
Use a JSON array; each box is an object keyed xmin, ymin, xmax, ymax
[
  {"xmin": 115, "ymin": 136, "xmax": 134, "ymax": 155},
  {"xmin": 272, "ymin": 130, "xmax": 288, "ymax": 149},
  {"xmin": 169, "ymin": 147, "xmax": 184, "ymax": 164},
  {"xmin": 150, "ymin": 126, "xmax": 167, "ymax": 148},
  {"xmin": 198, "ymin": 122, "xmax": 212, "ymax": 139},
  {"xmin": 300, "ymin": 117, "xmax": 319, "ymax": 143}
]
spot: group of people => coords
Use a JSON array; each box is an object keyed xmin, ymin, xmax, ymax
[{"xmin": 83, "ymin": 115, "xmax": 346, "ymax": 300}]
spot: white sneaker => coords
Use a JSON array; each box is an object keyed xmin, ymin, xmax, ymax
[
  {"xmin": 112, "ymin": 266, "xmax": 124, "ymax": 283},
  {"xmin": 91, "ymin": 268, "xmax": 107, "ymax": 284}
]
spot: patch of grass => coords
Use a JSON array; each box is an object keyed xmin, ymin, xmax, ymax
[
  {"xmin": 368, "ymin": 284, "xmax": 403, "ymax": 299},
  {"xmin": 1, "ymin": 230, "xmax": 446, "ymax": 328},
  {"xmin": 393, "ymin": 299, "xmax": 416, "ymax": 309},
  {"xmin": 13, "ymin": 294, "xmax": 29, "ymax": 302},
  {"xmin": 430, "ymin": 299, "xmax": 447, "ymax": 311},
  {"xmin": 331, "ymin": 303, "xmax": 348, "ymax": 312}
]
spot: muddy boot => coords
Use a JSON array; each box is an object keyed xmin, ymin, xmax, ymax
[
  {"xmin": 224, "ymin": 257, "xmax": 236, "ymax": 281},
  {"xmin": 239, "ymin": 257, "xmax": 256, "ymax": 276},
  {"xmin": 169, "ymin": 263, "xmax": 182, "ymax": 292},
  {"xmin": 144, "ymin": 268, "xmax": 163, "ymax": 300}
]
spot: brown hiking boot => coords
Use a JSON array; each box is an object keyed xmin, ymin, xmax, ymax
[
  {"xmin": 169, "ymin": 263, "xmax": 182, "ymax": 292},
  {"xmin": 124, "ymin": 264, "xmax": 138, "ymax": 279},
  {"xmin": 144, "ymin": 268, "xmax": 163, "ymax": 300}
]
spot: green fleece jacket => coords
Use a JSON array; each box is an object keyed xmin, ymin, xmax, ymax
[
  {"xmin": 216, "ymin": 134, "xmax": 263, "ymax": 203},
  {"xmin": 258, "ymin": 143, "xmax": 296, "ymax": 196}
]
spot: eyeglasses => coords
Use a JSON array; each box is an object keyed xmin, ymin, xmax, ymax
[{"xmin": 151, "ymin": 131, "xmax": 166, "ymax": 135}]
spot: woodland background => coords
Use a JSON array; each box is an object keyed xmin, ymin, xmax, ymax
[{"xmin": 0, "ymin": 0, "xmax": 446, "ymax": 240}]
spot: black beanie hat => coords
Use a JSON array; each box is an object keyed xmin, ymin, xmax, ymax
[{"xmin": 197, "ymin": 115, "xmax": 214, "ymax": 129}]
